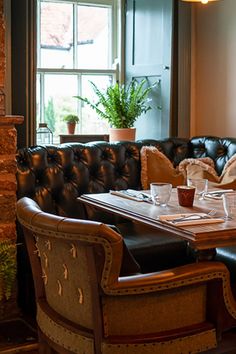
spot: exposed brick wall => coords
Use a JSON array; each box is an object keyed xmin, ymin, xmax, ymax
[
  {"xmin": 0, "ymin": 117, "xmax": 23, "ymax": 320},
  {"xmin": 0, "ymin": 0, "xmax": 5, "ymax": 116},
  {"xmin": 0, "ymin": 1, "xmax": 24, "ymax": 319}
]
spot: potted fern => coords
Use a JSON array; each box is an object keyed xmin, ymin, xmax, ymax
[
  {"xmin": 63, "ymin": 114, "xmax": 79, "ymax": 135},
  {"xmin": 0, "ymin": 240, "xmax": 17, "ymax": 302},
  {"xmin": 74, "ymin": 79, "xmax": 154, "ymax": 141}
]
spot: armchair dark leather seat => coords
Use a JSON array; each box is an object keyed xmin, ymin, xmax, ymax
[
  {"xmin": 117, "ymin": 222, "xmax": 191, "ymax": 273},
  {"xmin": 16, "ymin": 197, "xmax": 236, "ymax": 354}
]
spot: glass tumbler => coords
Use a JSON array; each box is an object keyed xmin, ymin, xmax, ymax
[
  {"xmin": 223, "ymin": 192, "xmax": 236, "ymax": 219},
  {"xmin": 150, "ymin": 183, "xmax": 172, "ymax": 206},
  {"xmin": 187, "ymin": 178, "xmax": 208, "ymax": 199}
]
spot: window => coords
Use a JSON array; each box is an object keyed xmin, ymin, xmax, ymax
[{"xmin": 37, "ymin": 0, "xmax": 118, "ymax": 143}]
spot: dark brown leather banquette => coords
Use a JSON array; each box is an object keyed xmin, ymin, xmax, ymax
[{"xmin": 16, "ymin": 136, "xmax": 236, "ymax": 313}]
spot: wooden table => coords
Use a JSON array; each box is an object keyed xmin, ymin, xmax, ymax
[{"xmin": 79, "ymin": 189, "xmax": 236, "ymax": 260}]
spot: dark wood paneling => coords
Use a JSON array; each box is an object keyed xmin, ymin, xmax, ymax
[{"xmin": 11, "ymin": 0, "xmax": 36, "ymax": 148}]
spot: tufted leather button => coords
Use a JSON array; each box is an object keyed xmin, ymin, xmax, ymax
[
  {"xmin": 125, "ymin": 150, "xmax": 132, "ymax": 159},
  {"xmin": 101, "ymin": 151, "xmax": 108, "ymax": 160},
  {"xmin": 47, "ymin": 153, "xmax": 57, "ymax": 163},
  {"xmin": 217, "ymin": 145, "xmax": 227, "ymax": 156},
  {"xmin": 199, "ymin": 145, "xmax": 206, "ymax": 152}
]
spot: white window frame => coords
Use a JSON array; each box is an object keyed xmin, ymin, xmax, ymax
[{"xmin": 36, "ymin": 0, "xmax": 119, "ymax": 136}]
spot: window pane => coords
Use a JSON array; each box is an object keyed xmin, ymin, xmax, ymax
[
  {"xmin": 80, "ymin": 75, "xmax": 112, "ymax": 133},
  {"xmin": 37, "ymin": 74, "xmax": 78, "ymax": 144},
  {"xmin": 37, "ymin": 0, "xmax": 116, "ymax": 140},
  {"xmin": 40, "ymin": 2, "xmax": 73, "ymax": 68},
  {"xmin": 77, "ymin": 6, "xmax": 110, "ymax": 69}
]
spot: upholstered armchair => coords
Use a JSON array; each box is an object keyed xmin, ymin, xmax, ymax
[{"xmin": 16, "ymin": 197, "xmax": 236, "ymax": 354}]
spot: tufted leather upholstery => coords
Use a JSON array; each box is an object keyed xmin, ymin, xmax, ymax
[
  {"xmin": 17, "ymin": 137, "xmax": 236, "ymax": 216},
  {"xmin": 16, "ymin": 136, "xmax": 236, "ymax": 312},
  {"xmin": 190, "ymin": 136, "xmax": 236, "ymax": 175},
  {"xmin": 16, "ymin": 138, "xmax": 191, "ymax": 219},
  {"xmin": 16, "ymin": 197, "xmax": 236, "ymax": 354}
]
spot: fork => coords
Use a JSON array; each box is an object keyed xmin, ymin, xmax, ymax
[{"xmin": 171, "ymin": 209, "xmax": 216, "ymax": 223}]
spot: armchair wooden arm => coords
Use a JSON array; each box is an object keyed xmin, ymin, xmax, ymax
[{"xmin": 113, "ymin": 261, "xmax": 233, "ymax": 292}]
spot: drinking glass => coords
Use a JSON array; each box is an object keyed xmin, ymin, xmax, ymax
[
  {"xmin": 150, "ymin": 183, "xmax": 172, "ymax": 206},
  {"xmin": 187, "ymin": 178, "xmax": 208, "ymax": 199},
  {"xmin": 223, "ymin": 192, "xmax": 236, "ymax": 219}
]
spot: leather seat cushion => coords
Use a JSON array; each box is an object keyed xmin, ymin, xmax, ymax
[
  {"xmin": 216, "ymin": 246, "xmax": 236, "ymax": 282},
  {"xmin": 117, "ymin": 222, "xmax": 194, "ymax": 273}
]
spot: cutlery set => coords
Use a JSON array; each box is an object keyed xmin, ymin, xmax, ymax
[
  {"xmin": 170, "ymin": 212, "xmax": 215, "ymax": 224},
  {"xmin": 110, "ymin": 189, "xmax": 233, "ymax": 223},
  {"xmin": 110, "ymin": 189, "xmax": 152, "ymax": 202}
]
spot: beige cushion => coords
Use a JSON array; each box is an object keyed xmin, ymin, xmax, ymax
[
  {"xmin": 179, "ymin": 154, "xmax": 236, "ymax": 190},
  {"xmin": 179, "ymin": 157, "xmax": 218, "ymax": 182},
  {"xmin": 140, "ymin": 146, "xmax": 185, "ymax": 189}
]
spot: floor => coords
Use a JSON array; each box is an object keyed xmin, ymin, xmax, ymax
[{"xmin": 0, "ymin": 317, "xmax": 38, "ymax": 353}]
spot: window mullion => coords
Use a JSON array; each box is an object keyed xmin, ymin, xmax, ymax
[
  {"xmin": 77, "ymin": 73, "xmax": 82, "ymax": 133},
  {"xmin": 37, "ymin": 68, "xmax": 117, "ymax": 75},
  {"xmin": 73, "ymin": 3, "xmax": 78, "ymax": 69},
  {"xmin": 41, "ymin": 0, "xmax": 113, "ymax": 5}
]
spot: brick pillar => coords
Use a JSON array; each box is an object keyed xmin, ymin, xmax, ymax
[
  {"xmin": 0, "ymin": 116, "xmax": 23, "ymax": 235},
  {"xmin": 0, "ymin": 0, "xmax": 26, "ymax": 319},
  {"xmin": 0, "ymin": 0, "xmax": 5, "ymax": 115},
  {"xmin": 0, "ymin": 116, "xmax": 24, "ymax": 320}
]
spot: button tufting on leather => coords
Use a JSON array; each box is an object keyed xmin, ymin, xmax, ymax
[
  {"xmin": 17, "ymin": 137, "xmax": 236, "ymax": 219},
  {"xmin": 101, "ymin": 151, "xmax": 108, "ymax": 160},
  {"xmin": 217, "ymin": 145, "xmax": 227, "ymax": 156}
]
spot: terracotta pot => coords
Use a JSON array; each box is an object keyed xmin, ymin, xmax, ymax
[
  {"xmin": 67, "ymin": 122, "xmax": 76, "ymax": 135},
  {"xmin": 109, "ymin": 128, "xmax": 136, "ymax": 142}
]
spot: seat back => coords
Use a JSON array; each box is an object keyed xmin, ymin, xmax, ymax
[
  {"xmin": 17, "ymin": 198, "xmax": 236, "ymax": 354},
  {"xmin": 16, "ymin": 197, "xmax": 124, "ymax": 351}
]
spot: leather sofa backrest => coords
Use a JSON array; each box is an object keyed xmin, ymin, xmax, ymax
[
  {"xmin": 16, "ymin": 138, "xmax": 190, "ymax": 218},
  {"xmin": 190, "ymin": 136, "xmax": 236, "ymax": 175},
  {"xmin": 16, "ymin": 136, "xmax": 236, "ymax": 218}
]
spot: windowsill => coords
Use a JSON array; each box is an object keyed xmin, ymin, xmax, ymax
[{"xmin": 59, "ymin": 134, "xmax": 109, "ymax": 144}]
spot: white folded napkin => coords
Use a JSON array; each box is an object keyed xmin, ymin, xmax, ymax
[{"xmin": 159, "ymin": 213, "xmax": 224, "ymax": 226}]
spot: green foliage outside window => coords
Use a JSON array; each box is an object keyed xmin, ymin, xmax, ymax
[{"xmin": 45, "ymin": 97, "xmax": 56, "ymax": 133}]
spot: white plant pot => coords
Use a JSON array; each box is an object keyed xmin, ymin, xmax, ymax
[{"xmin": 109, "ymin": 128, "xmax": 136, "ymax": 142}]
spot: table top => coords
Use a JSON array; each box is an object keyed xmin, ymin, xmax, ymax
[{"xmin": 79, "ymin": 189, "xmax": 236, "ymax": 250}]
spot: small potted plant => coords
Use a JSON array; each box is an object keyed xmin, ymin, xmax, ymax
[
  {"xmin": 63, "ymin": 114, "xmax": 79, "ymax": 135},
  {"xmin": 74, "ymin": 79, "xmax": 155, "ymax": 141}
]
